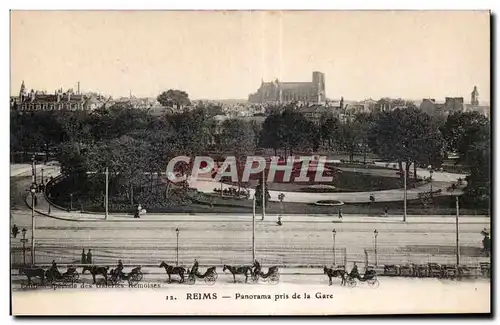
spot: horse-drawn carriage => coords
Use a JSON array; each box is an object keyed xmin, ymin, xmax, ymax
[
  {"xmin": 107, "ymin": 266, "xmax": 143, "ymax": 285},
  {"xmin": 383, "ymin": 264, "xmax": 399, "ymax": 276},
  {"xmin": 222, "ymin": 263, "xmax": 280, "ymax": 285},
  {"xmin": 186, "ymin": 266, "xmax": 218, "ymax": 285},
  {"xmin": 344, "ymin": 268, "xmax": 379, "ymax": 288},
  {"xmin": 250, "ymin": 266, "xmax": 280, "ymax": 285},
  {"xmin": 45, "ymin": 266, "xmax": 80, "ymax": 284}
]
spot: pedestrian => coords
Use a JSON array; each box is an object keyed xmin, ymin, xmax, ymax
[
  {"xmin": 12, "ymin": 224, "xmax": 19, "ymax": 238},
  {"xmin": 86, "ymin": 249, "xmax": 93, "ymax": 264},
  {"xmin": 81, "ymin": 249, "xmax": 87, "ymax": 264},
  {"xmin": 384, "ymin": 206, "xmax": 388, "ymax": 217},
  {"xmin": 338, "ymin": 208, "xmax": 343, "ymax": 219}
]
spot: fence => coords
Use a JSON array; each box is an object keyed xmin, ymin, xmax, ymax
[
  {"xmin": 11, "ymin": 246, "xmax": 32, "ymax": 268},
  {"xmin": 10, "ymin": 244, "xmax": 349, "ymax": 269},
  {"xmin": 364, "ymin": 247, "xmax": 490, "ymax": 268}
]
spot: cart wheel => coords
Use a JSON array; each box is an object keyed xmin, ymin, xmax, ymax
[
  {"xmin": 136, "ymin": 270, "xmax": 143, "ymax": 282},
  {"xmin": 269, "ymin": 274, "xmax": 279, "ymax": 285},
  {"xmin": 128, "ymin": 273, "xmax": 140, "ymax": 286},
  {"xmin": 212, "ymin": 271, "xmax": 218, "ymax": 280},
  {"xmin": 204, "ymin": 275, "xmax": 216, "ymax": 286},
  {"xmin": 186, "ymin": 275, "xmax": 195, "ymax": 285},
  {"xmin": 72, "ymin": 271, "xmax": 80, "ymax": 281},
  {"xmin": 347, "ymin": 279, "xmax": 357, "ymax": 288},
  {"xmin": 251, "ymin": 274, "xmax": 259, "ymax": 283},
  {"xmin": 367, "ymin": 279, "xmax": 379, "ymax": 288}
]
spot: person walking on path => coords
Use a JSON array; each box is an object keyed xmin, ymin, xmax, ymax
[
  {"xmin": 86, "ymin": 249, "xmax": 93, "ymax": 264},
  {"xmin": 338, "ymin": 208, "xmax": 343, "ymax": 220},
  {"xmin": 384, "ymin": 206, "xmax": 388, "ymax": 218},
  {"xmin": 81, "ymin": 249, "xmax": 87, "ymax": 264},
  {"xmin": 12, "ymin": 224, "xmax": 19, "ymax": 238}
]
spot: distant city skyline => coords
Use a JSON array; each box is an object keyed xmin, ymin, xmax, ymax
[{"xmin": 11, "ymin": 11, "xmax": 490, "ymax": 102}]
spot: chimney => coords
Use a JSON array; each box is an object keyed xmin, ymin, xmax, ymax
[{"xmin": 77, "ymin": 81, "xmax": 80, "ymax": 95}]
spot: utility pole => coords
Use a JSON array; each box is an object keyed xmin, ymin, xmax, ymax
[
  {"xmin": 30, "ymin": 185, "xmax": 36, "ymax": 266},
  {"xmin": 252, "ymin": 195, "xmax": 256, "ymax": 261},
  {"xmin": 261, "ymin": 169, "xmax": 266, "ymax": 221},
  {"xmin": 105, "ymin": 167, "xmax": 109, "ymax": 220},
  {"xmin": 403, "ymin": 163, "xmax": 407, "ymax": 222},
  {"xmin": 456, "ymin": 196, "xmax": 460, "ymax": 269},
  {"xmin": 31, "ymin": 155, "xmax": 35, "ymax": 184},
  {"xmin": 176, "ymin": 227, "xmax": 180, "ymax": 266}
]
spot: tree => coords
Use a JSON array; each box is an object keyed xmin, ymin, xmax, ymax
[
  {"xmin": 368, "ymin": 107, "xmax": 445, "ymax": 179},
  {"xmin": 320, "ymin": 115, "xmax": 340, "ymax": 149},
  {"xmin": 442, "ymin": 112, "xmax": 490, "ymax": 205},
  {"xmin": 462, "ymin": 122, "xmax": 490, "ymax": 206},
  {"xmin": 260, "ymin": 113, "xmax": 284, "ymax": 156},
  {"xmin": 335, "ymin": 122, "xmax": 361, "ymax": 162},
  {"xmin": 220, "ymin": 119, "xmax": 256, "ymax": 191},
  {"xmin": 157, "ymin": 89, "xmax": 191, "ymax": 110},
  {"xmin": 441, "ymin": 111, "xmax": 489, "ymax": 162}
]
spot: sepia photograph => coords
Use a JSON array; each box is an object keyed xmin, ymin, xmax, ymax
[{"xmin": 8, "ymin": 9, "xmax": 491, "ymax": 316}]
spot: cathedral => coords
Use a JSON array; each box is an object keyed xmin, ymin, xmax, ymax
[{"xmin": 248, "ymin": 71, "xmax": 326, "ymax": 104}]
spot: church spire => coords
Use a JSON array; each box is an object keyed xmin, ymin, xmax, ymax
[{"xmin": 19, "ymin": 80, "xmax": 26, "ymax": 100}]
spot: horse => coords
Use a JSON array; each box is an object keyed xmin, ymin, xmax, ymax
[
  {"xmin": 19, "ymin": 267, "xmax": 46, "ymax": 286},
  {"xmin": 159, "ymin": 261, "xmax": 186, "ymax": 283},
  {"xmin": 82, "ymin": 265, "xmax": 109, "ymax": 284},
  {"xmin": 223, "ymin": 265, "xmax": 252, "ymax": 283},
  {"xmin": 323, "ymin": 266, "xmax": 346, "ymax": 286}
]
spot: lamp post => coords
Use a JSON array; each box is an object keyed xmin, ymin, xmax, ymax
[
  {"xmin": 374, "ymin": 229, "xmax": 379, "ymax": 267},
  {"xmin": 31, "ymin": 155, "xmax": 36, "ymax": 185},
  {"xmin": 70, "ymin": 193, "xmax": 73, "ymax": 210},
  {"xmin": 428, "ymin": 165, "xmax": 434, "ymax": 196},
  {"xmin": 41, "ymin": 168, "xmax": 44, "ymax": 185},
  {"xmin": 455, "ymin": 196, "xmax": 460, "ymax": 270},
  {"xmin": 252, "ymin": 195, "xmax": 256, "ymax": 261},
  {"xmin": 175, "ymin": 227, "xmax": 180, "ymax": 266},
  {"xmin": 332, "ymin": 229, "xmax": 337, "ymax": 266},
  {"xmin": 20, "ymin": 228, "xmax": 27, "ymax": 266},
  {"xmin": 30, "ymin": 184, "xmax": 37, "ymax": 265}
]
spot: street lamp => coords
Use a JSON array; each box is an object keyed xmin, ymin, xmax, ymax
[
  {"xmin": 427, "ymin": 165, "xmax": 434, "ymax": 196},
  {"xmin": 30, "ymin": 183, "xmax": 37, "ymax": 266},
  {"xmin": 31, "ymin": 155, "xmax": 36, "ymax": 185},
  {"xmin": 41, "ymin": 168, "xmax": 44, "ymax": 185},
  {"xmin": 20, "ymin": 228, "xmax": 28, "ymax": 266},
  {"xmin": 332, "ymin": 229, "xmax": 337, "ymax": 266},
  {"xmin": 70, "ymin": 193, "xmax": 73, "ymax": 210},
  {"xmin": 175, "ymin": 227, "xmax": 180, "ymax": 266},
  {"xmin": 374, "ymin": 229, "xmax": 379, "ymax": 267}
]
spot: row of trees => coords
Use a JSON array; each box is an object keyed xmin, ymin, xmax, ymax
[{"xmin": 10, "ymin": 91, "xmax": 490, "ymax": 207}]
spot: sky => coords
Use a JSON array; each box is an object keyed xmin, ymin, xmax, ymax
[{"xmin": 10, "ymin": 10, "xmax": 490, "ymax": 102}]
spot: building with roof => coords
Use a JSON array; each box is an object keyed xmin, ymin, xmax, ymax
[
  {"xmin": 12, "ymin": 81, "xmax": 91, "ymax": 111},
  {"xmin": 248, "ymin": 71, "xmax": 326, "ymax": 104}
]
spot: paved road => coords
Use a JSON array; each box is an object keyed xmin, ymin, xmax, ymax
[
  {"xmin": 10, "ymin": 164, "xmax": 489, "ymax": 270},
  {"xmin": 11, "ymin": 205, "xmax": 490, "ymax": 268}
]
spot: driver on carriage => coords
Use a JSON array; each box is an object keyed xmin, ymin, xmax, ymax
[
  {"xmin": 191, "ymin": 259, "xmax": 199, "ymax": 276},
  {"xmin": 349, "ymin": 262, "xmax": 361, "ymax": 280},
  {"xmin": 49, "ymin": 260, "xmax": 61, "ymax": 278},
  {"xmin": 253, "ymin": 259, "xmax": 261, "ymax": 276},
  {"xmin": 115, "ymin": 259, "xmax": 125, "ymax": 279}
]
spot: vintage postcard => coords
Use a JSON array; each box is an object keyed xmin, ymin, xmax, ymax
[{"xmin": 9, "ymin": 10, "xmax": 491, "ymax": 316}]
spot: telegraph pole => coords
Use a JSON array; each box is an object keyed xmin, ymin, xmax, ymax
[
  {"xmin": 252, "ymin": 195, "xmax": 256, "ymax": 261},
  {"xmin": 456, "ymin": 196, "xmax": 460, "ymax": 268},
  {"xmin": 403, "ymin": 163, "xmax": 407, "ymax": 222},
  {"xmin": 105, "ymin": 167, "xmax": 109, "ymax": 220},
  {"xmin": 261, "ymin": 169, "xmax": 266, "ymax": 221}
]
